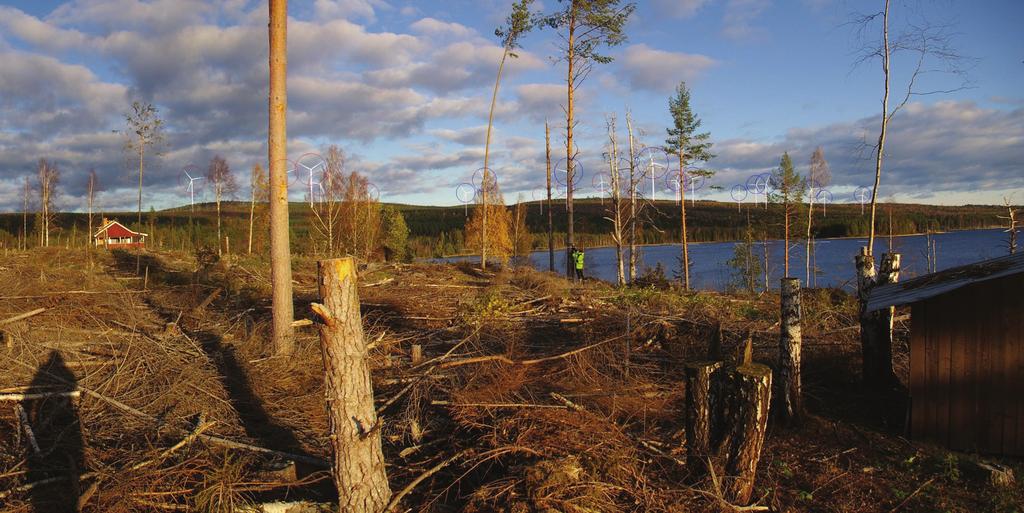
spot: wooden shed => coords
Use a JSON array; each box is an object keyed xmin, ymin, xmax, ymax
[
  {"xmin": 867, "ymin": 252, "xmax": 1024, "ymax": 456},
  {"xmin": 93, "ymin": 218, "xmax": 147, "ymax": 249}
]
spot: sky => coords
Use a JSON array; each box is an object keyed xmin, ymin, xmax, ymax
[{"xmin": 0, "ymin": 0, "xmax": 1021, "ymax": 213}]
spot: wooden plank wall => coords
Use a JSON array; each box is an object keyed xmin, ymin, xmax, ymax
[{"xmin": 909, "ymin": 274, "xmax": 1024, "ymax": 456}]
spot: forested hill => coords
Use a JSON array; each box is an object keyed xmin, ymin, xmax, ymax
[{"xmin": 0, "ymin": 199, "xmax": 1012, "ymax": 258}]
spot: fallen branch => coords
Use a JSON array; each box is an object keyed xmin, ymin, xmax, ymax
[
  {"xmin": 3, "ymin": 354, "xmax": 330, "ymax": 468},
  {"xmin": 15, "ymin": 403, "xmax": 40, "ymax": 454},
  {"xmin": 0, "ymin": 308, "xmax": 46, "ymax": 327},
  {"xmin": 888, "ymin": 477, "xmax": 935, "ymax": 513},
  {"xmin": 431, "ymin": 400, "xmax": 567, "ymax": 409},
  {"xmin": 385, "ymin": 450, "xmax": 470, "ymax": 512},
  {"xmin": 1, "ymin": 390, "xmax": 81, "ymax": 401},
  {"xmin": 439, "ymin": 334, "xmax": 625, "ymax": 369}
]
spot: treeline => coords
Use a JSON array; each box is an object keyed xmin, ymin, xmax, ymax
[
  {"xmin": 0, "ymin": 199, "xmax": 1009, "ymax": 258},
  {"xmin": 401, "ymin": 199, "xmax": 1010, "ymax": 258}
]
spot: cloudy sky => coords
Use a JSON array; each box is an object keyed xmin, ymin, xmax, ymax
[{"xmin": 0, "ymin": 0, "xmax": 1021, "ymax": 212}]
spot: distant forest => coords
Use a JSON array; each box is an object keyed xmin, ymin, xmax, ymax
[{"xmin": 0, "ymin": 198, "xmax": 1013, "ymax": 259}]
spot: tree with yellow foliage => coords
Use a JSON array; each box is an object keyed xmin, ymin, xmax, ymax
[{"xmin": 465, "ymin": 177, "xmax": 513, "ymax": 265}]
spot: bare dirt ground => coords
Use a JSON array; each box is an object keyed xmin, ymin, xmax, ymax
[{"xmin": 1, "ymin": 247, "xmax": 1021, "ymax": 512}]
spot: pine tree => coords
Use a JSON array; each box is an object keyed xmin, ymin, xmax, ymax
[
  {"xmin": 770, "ymin": 152, "xmax": 805, "ymax": 277},
  {"xmin": 380, "ymin": 205, "xmax": 409, "ymax": 262},
  {"xmin": 664, "ymin": 81, "xmax": 714, "ymax": 290}
]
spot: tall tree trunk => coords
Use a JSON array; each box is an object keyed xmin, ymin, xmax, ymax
[
  {"xmin": 268, "ymin": 0, "xmax": 295, "ymax": 355},
  {"xmin": 481, "ymin": 48, "xmax": 510, "ymax": 269},
  {"xmin": 805, "ymin": 183, "xmax": 814, "ymax": 284},
  {"xmin": 216, "ymin": 195, "xmax": 223, "ymax": 256},
  {"xmin": 779, "ymin": 277, "xmax": 803, "ymax": 423},
  {"xmin": 138, "ymin": 145, "xmax": 144, "ymax": 233},
  {"xmin": 856, "ymin": 247, "xmax": 879, "ymax": 388},
  {"xmin": 609, "ymin": 123, "xmax": 624, "ymax": 286},
  {"xmin": 248, "ymin": 180, "xmax": 256, "ymax": 254},
  {"xmin": 626, "ymin": 112, "xmax": 638, "ymax": 283},
  {"xmin": 784, "ymin": 202, "xmax": 790, "ymax": 276},
  {"xmin": 678, "ymin": 143, "xmax": 690, "ymax": 290},
  {"xmin": 565, "ymin": 9, "xmax": 576, "ymax": 280},
  {"xmin": 313, "ymin": 258, "xmax": 391, "ymax": 511},
  {"xmin": 867, "ymin": 0, "xmax": 890, "ymax": 257},
  {"xmin": 546, "ymin": 121, "xmax": 554, "ymax": 273}
]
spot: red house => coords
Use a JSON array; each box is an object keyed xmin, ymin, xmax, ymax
[{"xmin": 94, "ymin": 219, "xmax": 147, "ymax": 249}]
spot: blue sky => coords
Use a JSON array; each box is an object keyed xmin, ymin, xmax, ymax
[{"xmin": 0, "ymin": 0, "xmax": 1021, "ymax": 212}]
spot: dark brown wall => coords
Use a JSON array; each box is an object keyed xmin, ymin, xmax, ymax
[{"xmin": 910, "ymin": 273, "xmax": 1024, "ymax": 456}]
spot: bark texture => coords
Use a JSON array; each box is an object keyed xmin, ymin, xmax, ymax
[
  {"xmin": 779, "ymin": 277, "xmax": 803, "ymax": 423},
  {"xmin": 268, "ymin": 0, "xmax": 295, "ymax": 354},
  {"xmin": 875, "ymin": 253, "xmax": 901, "ymax": 387},
  {"xmin": 314, "ymin": 258, "xmax": 391, "ymax": 511},
  {"xmin": 722, "ymin": 363, "xmax": 772, "ymax": 506},
  {"xmin": 685, "ymin": 362, "xmax": 722, "ymax": 471},
  {"xmin": 856, "ymin": 248, "xmax": 879, "ymax": 387}
]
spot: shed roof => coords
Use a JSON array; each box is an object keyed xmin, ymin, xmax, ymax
[
  {"xmin": 866, "ymin": 251, "xmax": 1024, "ymax": 312},
  {"xmin": 94, "ymin": 220, "xmax": 147, "ymax": 239}
]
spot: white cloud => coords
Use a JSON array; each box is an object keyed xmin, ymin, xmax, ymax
[
  {"xmin": 619, "ymin": 44, "xmax": 716, "ymax": 92},
  {"xmin": 722, "ymin": 0, "xmax": 771, "ymax": 41}
]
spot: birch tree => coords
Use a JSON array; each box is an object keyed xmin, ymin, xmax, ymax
[
  {"xmin": 248, "ymin": 163, "xmax": 269, "ymax": 254},
  {"xmin": 36, "ymin": 159, "xmax": 59, "ymax": 248},
  {"xmin": 805, "ymin": 147, "xmax": 831, "ymax": 284},
  {"xmin": 311, "ymin": 145, "xmax": 345, "ymax": 256},
  {"xmin": 665, "ymin": 82, "xmax": 714, "ymax": 290},
  {"xmin": 87, "ymin": 169, "xmax": 98, "ymax": 261},
  {"xmin": 850, "ymin": 0, "xmax": 969, "ymax": 257},
  {"xmin": 481, "ymin": 0, "xmax": 534, "ymax": 269},
  {"xmin": 207, "ymin": 155, "xmax": 238, "ymax": 256},
  {"xmin": 22, "ymin": 176, "xmax": 30, "ymax": 250},
  {"xmin": 603, "ymin": 114, "xmax": 625, "ymax": 285},
  {"xmin": 545, "ymin": 120, "xmax": 555, "ymax": 272},
  {"xmin": 538, "ymin": 0, "xmax": 635, "ymax": 278},
  {"xmin": 123, "ymin": 102, "xmax": 164, "ymax": 234},
  {"xmin": 1000, "ymin": 195, "xmax": 1019, "ymax": 255}
]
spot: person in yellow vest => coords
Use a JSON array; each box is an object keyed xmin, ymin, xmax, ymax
[{"xmin": 571, "ymin": 244, "xmax": 585, "ymax": 281}]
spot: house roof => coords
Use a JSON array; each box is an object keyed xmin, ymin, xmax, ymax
[
  {"xmin": 94, "ymin": 220, "xmax": 148, "ymax": 239},
  {"xmin": 866, "ymin": 251, "xmax": 1024, "ymax": 312}
]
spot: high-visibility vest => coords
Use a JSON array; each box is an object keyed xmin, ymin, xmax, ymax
[{"xmin": 574, "ymin": 251, "xmax": 585, "ymax": 269}]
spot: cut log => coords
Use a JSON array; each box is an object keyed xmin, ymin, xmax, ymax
[
  {"xmin": 192, "ymin": 287, "xmax": 222, "ymax": 313},
  {"xmin": 779, "ymin": 277, "xmax": 803, "ymax": 423},
  {"xmin": 313, "ymin": 258, "xmax": 391, "ymax": 511},
  {"xmin": 411, "ymin": 344, "xmax": 423, "ymax": 365},
  {"xmin": 0, "ymin": 308, "xmax": 46, "ymax": 327},
  {"xmin": 722, "ymin": 363, "xmax": 772, "ymax": 506},
  {"xmin": 685, "ymin": 361, "xmax": 722, "ymax": 473}
]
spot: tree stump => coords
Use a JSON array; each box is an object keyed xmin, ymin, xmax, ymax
[
  {"xmin": 779, "ymin": 277, "xmax": 803, "ymax": 423},
  {"xmin": 685, "ymin": 361, "xmax": 723, "ymax": 472},
  {"xmin": 722, "ymin": 363, "xmax": 772, "ymax": 506},
  {"xmin": 313, "ymin": 258, "xmax": 391, "ymax": 512}
]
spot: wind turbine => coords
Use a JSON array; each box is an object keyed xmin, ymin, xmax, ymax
[{"xmin": 180, "ymin": 165, "xmax": 203, "ymax": 213}]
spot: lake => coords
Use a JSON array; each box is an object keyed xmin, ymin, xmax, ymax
[{"xmin": 441, "ymin": 228, "xmax": 1012, "ymax": 292}]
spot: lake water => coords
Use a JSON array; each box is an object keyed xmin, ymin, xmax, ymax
[{"xmin": 441, "ymin": 228, "xmax": 1012, "ymax": 292}]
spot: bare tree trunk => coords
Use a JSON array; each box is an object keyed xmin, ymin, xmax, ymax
[
  {"xmin": 216, "ymin": 193, "xmax": 223, "ymax": 256},
  {"xmin": 779, "ymin": 277, "xmax": 803, "ymax": 423},
  {"xmin": 805, "ymin": 184, "xmax": 814, "ymax": 284},
  {"xmin": 607, "ymin": 116, "xmax": 625, "ymax": 286},
  {"xmin": 876, "ymin": 252, "xmax": 900, "ymax": 387},
  {"xmin": 626, "ymin": 112, "xmax": 638, "ymax": 283},
  {"xmin": 867, "ymin": 0, "xmax": 890, "ymax": 257},
  {"xmin": 783, "ymin": 202, "xmax": 790, "ymax": 277},
  {"xmin": 481, "ymin": 48, "xmax": 511, "ymax": 270},
  {"xmin": 546, "ymin": 121, "xmax": 554, "ymax": 273},
  {"xmin": 762, "ymin": 235, "xmax": 770, "ymax": 293},
  {"xmin": 22, "ymin": 177, "xmax": 29, "ymax": 251},
  {"xmin": 565, "ymin": 10, "xmax": 576, "ymax": 280},
  {"xmin": 269, "ymin": 0, "xmax": 295, "ymax": 355},
  {"xmin": 856, "ymin": 247, "xmax": 879, "ymax": 388},
  {"xmin": 313, "ymin": 258, "xmax": 391, "ymax": 511},
  {"xmin": 248, "ymin": 179, "xmax": 256, "ymax": 254},
  {"xmin": 678, "ymin": 142, "xmax": 690, "ymax": 290}
]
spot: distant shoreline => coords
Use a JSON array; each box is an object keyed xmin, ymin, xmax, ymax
[{"xmin": 434, "ymin": 226, "xmax": 1006, "ymax": 259}]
